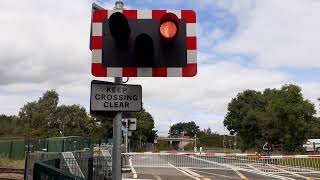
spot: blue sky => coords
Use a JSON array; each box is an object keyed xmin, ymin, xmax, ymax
[{"xmin": 0, "ymin": 0, "xmax": 319, "ymax": 136}]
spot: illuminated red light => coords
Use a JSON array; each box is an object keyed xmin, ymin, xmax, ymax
[
  {"xmin": 159, "ymin": 13, "xmax": 179, "ymax": 40},
  {"xmin": 160, "ymin": 21, "xmax": 178, "ymax": 39}
]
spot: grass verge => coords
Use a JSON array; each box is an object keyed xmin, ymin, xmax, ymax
[{"xmin": 0, "ymin": 154, "xmax": 24, "ymax": 169}]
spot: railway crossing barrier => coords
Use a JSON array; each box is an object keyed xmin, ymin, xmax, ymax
[
  {"xmin": 29, "ymin": 151, "xmax": 320, "ymax": 179},
  {"xmin": 123, "ymin": 152, "xmax": 320, "ymax": 175}
]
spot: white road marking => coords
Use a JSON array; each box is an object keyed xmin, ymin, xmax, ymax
[
  {"xmin": 190, "ymin": 156, "xmax": 296, "ymax": 180},
  {"xmin": 189, "ymin": 156, "xmax": 247, "ymax": 179},
  {"xmin": 244, "ymin": 164, "xmax": 296, "ymax": 180},
  {"xmin": 129, "ymin": 157, "xmax": 138, "ymax": 179},
  {"xmin": 168, "ymin": 162, "xmax": 201, "ymax": 180},
  {"xmin": 266, "ymin": 164, "xmax": 314, "ymax": 180},
  {"xmin": 181, "ymin": 167, "xmax": 211, "ymax": 180},
  {"xmin": 153, "ymin": 174, "xmax": 162, "ymax": 180},
  {"xmin": 191, "ymin": 169, "xmax": 235, "ymax": 179}
]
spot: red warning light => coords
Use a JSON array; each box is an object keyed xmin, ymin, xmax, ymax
[
  {"xmin": 159, "ymin": 13, "xmax": 179, "ymax": 40},
  {"xmin": 160, "ymin": 21, "xmax": 178, "ymax": 39}
]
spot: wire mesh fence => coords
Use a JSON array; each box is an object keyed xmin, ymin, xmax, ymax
[
  {"xmin": 26, "ymin": 149, "xmax": 116, "ymax": 180},
  {"xmin": 33, "ymin": 158, "xmax": 85, "ymax": 180},
  {"xmin": 25, "ymin": 149, "xmax": 320, "ymax": 180},
  {"xmin": 0, "ymin": 137, "xmax": 112, "ymax": 160},
  {"xmin": 25, "ymin": 152, "xmax": 61, "ymax": 180},
  {"xmin": 62, "ymin": 157, "xmax": 113, "ymax": 180},
  {"xmin": 123, "ymin": 152, "xmax": 320, "ymax": 174},
  {"xmin": 31, "ymin": 154, "xmax": 114, "ymax": 180}
]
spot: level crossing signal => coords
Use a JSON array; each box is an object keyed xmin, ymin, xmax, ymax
[{"xmin": 90, "ymin": 9, "xmax": 197, "ymax": 77}]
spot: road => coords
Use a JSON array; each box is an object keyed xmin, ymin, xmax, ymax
[{"xmin": 124, "ymin": 154, "xmax": 320, "ymax": 180}]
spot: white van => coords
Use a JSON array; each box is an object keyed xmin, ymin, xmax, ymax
[{"xmin": 303, "ymin": 139, "xmax": 320, "ymax": 152}]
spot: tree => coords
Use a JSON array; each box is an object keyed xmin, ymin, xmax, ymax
[
  {"xmin": 318, "ymin": 97, "xmax": 320, "ymax": 116},
  {"xmin": 224, "ymin": 84, "xmax": 318, "ymax": 152},
  {"xmin": 19, "ymin": 90, "xmax": 59, "ymax": 136},
  {"xmin": 133, "ymin": 107, "xmax": 157, "ymax": 143},
  {"xmin": 262, "ymin": 85, "xmax": 316, "ymax": 151},
  {"xmin": 224, "ymin": 90, "xmax": 265, "ymax": 151},
  {"xmin": 0, "ymin": 115, "xmax": 22, "ymax": 137},
  {"xmin": 2, "ymin": 90, "xmax": 159, "ymax": 141},
  {"xmin": 54, "ymin": 105, "xmax": 95, "ymax": 137},
  {"xmin": 198, "ymin": 128, "xmax": 222, "ymax": 148},
  {"xmin": 18, "ymin": 90, "xmax": 95, "ymax": 138},
  {"xmin": 169, "ymin": 121, "xmax": 200, "ymax": 137}
]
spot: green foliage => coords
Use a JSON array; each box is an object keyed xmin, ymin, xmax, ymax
[
  {"xmin": 155, "ymin": 141, "xmax": 171, "ymax": 151},
  {"xmin": 1, "ymin": 90, "xmax": 97, "ymax": 138},
  {"xmin": 198, "ymin": 128, "xmax": 222, "ymax": 148},
  {"xmin": 224, "ymin": 84, "xmax": 318, "ymax": 152},
  {"xmin": 183, "ymin": 142, "xmax": 194, "ymax": 151},
  {"xmin": 169, "ymin": 121, "xmax": 200, "ymax": 137},
  {"xmin": 1, "ymin": 90, "xmax": 158, "ymax": 150},
  {"xmin": 131, "ymin": 107, "xmax": 157, "ymax": 150},
  {"xmin": 197, "ymin": 128, "xmax": 237, "ymax": 149},
  {"xmin": 0, "ymin": 115, "xmax": 22, "ymax": 137}
]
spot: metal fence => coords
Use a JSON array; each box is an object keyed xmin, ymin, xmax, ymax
[
  {"xmin": 0, "ymin": 137, "xmax": 111, "ymax": 160},
  {"xmin": 61, "ymin": 157, "xmax": 112, "ymax": 180},
  {"xmin": 123, "ymin": 152, "xmax": 320, "ymax": 175},
  {"xmin": 27, "ymin": 149, "xmax": 115, "ymax": 180},
  {"xmin": 27, "ymin": 150, "xmax": 320, "ymax": 179},
  {"xmin": 33, "ymin": 159, "xmax": 85, "ymax": 180},
  {"xmin": 25, "ymin": 152, "xmax": 62, "ymax": 180}
]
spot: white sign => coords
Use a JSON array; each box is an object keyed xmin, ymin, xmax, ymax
[
  {"xmin": 91, "ymin": 81, "xmax": 142, "ymax": 112},
  {"xmin": 128, "ymin": 118, "xmax": 137, "ymax": 131}
]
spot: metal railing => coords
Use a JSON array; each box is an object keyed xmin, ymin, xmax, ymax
[
  {"xmin": 27, "ymin": 150, "xmax": 113, "ymax": 180},
  {"xmin": 62, "ymin": 157, "xmax": 112, "ymax": 180},
  {"xmin": 123, "ymin": 152, "xmax": 320, "ymax": 174},
  {"xmin": 26, "ymin": 152, "xmax": 61, "ymax": 180},
  {"xmin": 30, "ymin": 151, "xmax": 320, "ymax": 179},
  {"xmin": 33, "ymin": 157, "xmax": 113, "ymax": 180}
]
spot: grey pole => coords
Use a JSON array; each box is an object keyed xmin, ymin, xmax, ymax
[
  {"xmin": 113, "ymin": 77, "xmax": 123, "ymax": 180},
  {"xmin": 112, "ymin": 2, "xmax": 124, "ymax": 179},
  {"xmin": 125, "ymin": 119, "xmax": 129, "ymax": 153}
]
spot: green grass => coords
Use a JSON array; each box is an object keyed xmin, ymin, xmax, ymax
[{"xmin": 0, "ymin": 154, "xmax": 25, "ymax": 169}]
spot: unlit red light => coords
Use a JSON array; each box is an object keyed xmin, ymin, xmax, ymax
[{"xmin": 160, "ymin": 21, "xmax": 178, "ymax": 39}]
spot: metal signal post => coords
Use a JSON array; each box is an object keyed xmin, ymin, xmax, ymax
[
  {"xmin": 112, "ymin": 77, "xmax": 122, "ymax": 180},
  {"xmin": 112, "ymin": 2, "xmax": 124, "ymax": 180},
  {"xmin": 89, "ymin": 1, "xmax": 198, "ymax": 179}
]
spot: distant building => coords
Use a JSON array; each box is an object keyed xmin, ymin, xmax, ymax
[{"xmin": 156, "ymin": 136, "xmax": 195, "ymax": 150}]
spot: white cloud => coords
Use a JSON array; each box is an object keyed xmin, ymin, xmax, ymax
[
  {"xmin": 217, "ymin": 0, "xmax": 320, "ymax": 68},
  {"xmin": 143, "ymin": 101, "xmax": 227, "ymax": 136},
  {"xmin": 0, "ymin": 0, "xmax": 111, "ymax": 85},
  {"xmin": 0, "ymin": 0, "xmax": 319, "ymax": 136},
  {"xmin": 301, "ymin": 83, "xmax": 320, "ymax": 116},
  {"xmin": 0, "ymin": 60, "xmax": 289, "ymax": 134},
  {"xmin": 131, "ymin": 61, "xmax": 288, "ymax": 115}
]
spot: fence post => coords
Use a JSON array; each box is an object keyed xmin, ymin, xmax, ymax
[
  {"xmin": 88, "ymin": 157, "xmax": 93, "ymax": 180},
  {"xmin": 33, "ymin": 163, "xmax": 40, "ymax": 180},
  {"xmin": 313, "ymin": 142, "xmax": 316, "ymax": 154},
  {"xmin": 88, "ymin": 138, "xmax": 91, "ymax": 149},
  {"xmin": 9, "ymin": 139, "xmax": 13, "ymax": 159},
  {"xmin": 99, "ymin": 139, "xmax": 101, "ymax": 150},
  {"xmin": 23, "ymin": 139, "xmax": 30, "ymax": 180},
  {"xmin": 46, "ymin": 139, "xmax": 49, "ymax": 152},
  {"xmin": 62, "ymin": 139, "xmax": 65, "ymax": 152}
]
